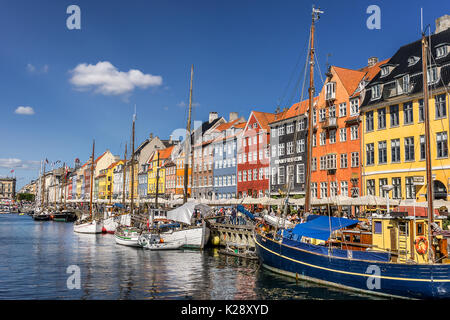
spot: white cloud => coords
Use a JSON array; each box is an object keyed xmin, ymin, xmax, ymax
[
  {"xmin": 69, "ymin": 61, "xmax": 163, "ymax": 96},
  {"xmin": 26, "ymin": 63, "xmax": 36, "ymax": 73},
  {"xmin": 177, "ymin": 101, "xmax": 200, "ymax": 108},
  {"xmin": 26, "ymin": 63, "xmax": 48, "ymax": 73},
  {"xmin": 14, "ymin": 106, "xmax": 35, "ymax": 115},
  {"xmin": 0, "ymin": 158, "xmax": 40, "ymax": 170}
]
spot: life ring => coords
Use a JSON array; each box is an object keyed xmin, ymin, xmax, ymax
[{"xmin": 414, "ymin": 236, "xmax": 428, "ymax": 255}]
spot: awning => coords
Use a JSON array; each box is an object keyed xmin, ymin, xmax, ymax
[
  {"xmin": 237, "ymin": 205, "xmax": 255, "ymax": 220},
  {"xmin": 286, "ymin": 214, "xmax": 359, "ymax": 241}
]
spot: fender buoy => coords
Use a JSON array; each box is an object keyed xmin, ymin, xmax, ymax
[
  {"xmin": 414, "ymin": 236, "xmax": 428, "ymax": 255},
  {"xmin": 159, "ymin": 237, "xmax": 164, "ymax": 243}
]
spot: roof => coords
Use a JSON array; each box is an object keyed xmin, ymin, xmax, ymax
[
  {"xmin": 106, "ymin": 160, "xmax": 123, "ymax": 169},
  {"xmin": 248, "ymin": 111, "xmax": 278, "ymax": 131},
  {"xmin": 333, "ymin": 66, "xmax": 366, "ymax": 96},
  {"xmin": 158, "ymin": 146, "xmax": 174, "ymax": 159},
  {"xmin": 269, "ymin": 98, "xmax": 317, "ymax": 125}
]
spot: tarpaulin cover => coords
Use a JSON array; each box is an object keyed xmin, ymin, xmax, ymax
[
  {"xmin": 287, "ymin": 215, "xmax": 359, "ymax": 241},
  {"xmin": 113, "ymin": 203, "xmax": 124, "ymax": 208},
  {"xmin": 237, "ymin": 205, "xmax": 255, "ymax": 220}
]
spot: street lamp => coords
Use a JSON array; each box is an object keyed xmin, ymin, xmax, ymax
[{"xmin": 381, "ymin": 184, "xmax": 394, "ymax": 214}]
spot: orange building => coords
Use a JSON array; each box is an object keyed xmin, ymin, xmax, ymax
[{"xmin": 311, "ymin": 59, "xmax": 387, "ymax": 208}]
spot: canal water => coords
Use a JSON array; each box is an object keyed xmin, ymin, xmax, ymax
[{"xmin": 0, "ymin": 214, "xmax": 379, "ymax": 300}]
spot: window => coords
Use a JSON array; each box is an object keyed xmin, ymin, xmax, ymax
[
  {"xmin": 341, "ymin": 181, "xmax": 348, "ymax": 196},
  {"xmin": 366, "ymin": 111, "xmax": 374, "ymax": 131},
  {"xmin": 428, "ymin": 67, "xmax": 438, "ymax": 84},
  {"xmin": 327, "ymin": 154, "xmax": 337, "ymax": 170},
  {"xmin": 378, "ymin": 141, "xmax": 387, "ymax": 164},
  {"xmin": 326, "ymin": 82, "xmax": 336, "ymax": 100},
  {"xmin": 320, "ymin": 182, "xmax": 328, "ymax": 198},
  {"xmin": 259, "ymin": 168, "xmax": 263, "ymax": 180},
  {"xmin": 366, "ymin": 143, "xmax": 375, "ymax": 165},
  {"xmin": 320, "ymin": 132, "xmax": 326, "ymax": 146},
  {"xmin": 330, "ymin": 181, "xmax": 338, "ymax": 196},
  {"xmin": 404, "ymin": 137, "xmax": 415, "ymax": 161},
  {"xmin": 278, "ymin": 166, "xmax": 285, "ymax": 185},
  {"xmin": 435, "ymin": 94, "xmax": 447, "ymax": 119},
  {"xmin": 405, "ymin": 177, "xmax": 416, "ymax": 199},
  {"xmin": 374, "ymin": 221, "xmax": 382, "ymax": 234},
  {"xmin": 286, "ymin": 165, "xmax": 294, "ymax": 183},
  {"xmin": 287, "ymin": 141, "xmax": 294, "ymax": 155},
  {"xmin": 379, "ymin": 178, "xmax": 388, "ymax": 197},
  {"xmin": 297, "ymin": 118, "xmax": 305, "ymax": 131},
  {"xmin": 351, "ymin": 152, "xmax": 359, "ymax": 167},
  {"xmin": 378, "ymin": 108, "xmax": 386, "ymax": 129},
  {"xmin": 243, "ymin": 170, "xmax": 247, "ymax": 182},
  {"xmin": 271, "ymin": 145, "xmax": 277, "ymax": 158},
  {"xmin": 380, "ymin": 66, "xmax": 389, "ymax": 77},
  {"xmin": 350, "ymin": 125, "xmax": 358, "ymax": 140},
  {"xmin": 248, "ymin": 169, "xmax": 252, "ymax": 181},
  {"xmin": 312, "ymin": 133, "xmax": 316, "ymax": 147},
  {"xmin": 340, "ymin": 153, "xmax": 348, "ymax": 168},
  {"xmin": 420, "ymin": 135, "xmax": 426, "ymax": 160},
  {"xmin": 403, "ymin": 102, "xmax": 413, "ymax": 124},
  {"xmin": 392, "ymin": 177, "xmax": 401, "ymax": 199},
  {"xmin": 311, "ymin": 157, "xmax": 317, "ymax": 171},
  {"xmin": 391, "ymin": 139, "xmax": 401, "ymax": 163},
  {"xmin": 286, "ymin": 123, "xmax": 294, "ymax": 134},
  {"xmin": 390, "ymin": 105, "xmax": 399, "ymax": 127},
  {"xmin": 339, "ymin": 102, "xmax": 347, "ymax": 117},
  {"xmin": 436, "ymin": 45, "xmax": 448, "ymax": 58},
  {"xmin": 278, "ymin": 125, "xmax": 285, "ymax": 136},
  {"xmin": 271, "ymin": 167, "xmax": 277, "ymax": 185},
  {"xmin": 418, "ymin": 99, "xmax": 424, "ymax": 122},
  {"xmin": 296, "ymin": 164, "xmax": 305, "ymax": 183},
  {"xmin": 311, "ymin": 183, "xmax": 318, "ymax": 198},
  {"xmin": 329, "ymin": 105, "xmax": 336, "ymax": 118},
  {"xmin": 278, "ymin": 143, "xmax": 285, "ymax": 156},
  {"xmin": 437, "ymin": 131, "xmax": 448, "ymax": 158},
  {"xmin": 329, "ymin": 130, "xmax": 336, "ymax": 144},
  {"xmin": 253, "ymin": 169, "xmax": 258, "ymax": 181},
  {"xmin": 319, "ymin": 108, "xmax": 326, "ymax": 122},
  {"xmin": 367, "ymin": 179, "xmax": 375, "ymax": 195},
  {"xmin": 371, "ymin": 85, "xmax": 381, "ymax": 100},
  {"xmin": 349, "ymin": 99, "xmax": 359, "ymax": 116},
  {"xmin": 339, "ymin": 128, "xmax": 347, "ymax": 142},
  {"xmin": 401, "ymin": 74, "xmax": 410, "ymax": 93},
  {"xmin": 297, "ymin": 139, "xmax": 305, "ymax": 153},
  {"xmin": 320, "ymin": 156, "xmax": 327, "ymax": 170},
  {"xmin": 238, "ymin": 171, "xmax": 242, "ymax": 182}
]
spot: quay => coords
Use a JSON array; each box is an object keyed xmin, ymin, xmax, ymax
[{"xmin": 206, "ymin": 219, "xmax": 255, "ymax": 249}]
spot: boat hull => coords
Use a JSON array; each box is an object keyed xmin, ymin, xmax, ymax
[
  {"xmin": 161, "ymin": 224, "xmax": 209, "ymax": 249},
  {"xmin": 102, "ymin": 217, "xmax": 118, "ymax": 234},
  {"xmin": 254, "ymin": 233, "xmax": 450, "ymax": 299},
  {"xmin": 114, "ymin": 228, "xmax": 141, "ymax": 247},
  {"xmin": 73, "ymin": 220, "xmax": 103, "ymax": 234}
]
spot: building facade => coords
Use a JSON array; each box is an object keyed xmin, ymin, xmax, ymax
[{"xmin": 0, "ymin": 178, "xmax": 16, "ymax": 200}]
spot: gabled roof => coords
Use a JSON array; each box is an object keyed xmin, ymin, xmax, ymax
[
  {"xmin": 158, "ymin": 146, "xmax": 174, "ymax": 159},
  {"xmin": 106, "ymin": 160, "xmax": 123, "ymax": 169},
  {"xmin": 333, "ymin": 66, "xmax": 366, "ymax": 96},
  {"xmin": 246, "ymin": 111, "xmax": 278, "ymax": 131},
  {"xmin": 269, "ymin": 98, "xmax": 318, "ymax": 125}
]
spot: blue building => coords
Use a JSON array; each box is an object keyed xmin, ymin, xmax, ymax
[{"xmin": 212, "ymin": 118, "xmax": 245, "ymax": 200}]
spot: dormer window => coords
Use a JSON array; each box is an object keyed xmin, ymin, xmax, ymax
[
  {"xmin": 407, "ymin": 56, "xmax": 420, "ymax": 67},
  {"xmin": 371, "ymin": 84, "xmax": 381, "ymax": 100},
  {"xmin": 427, "ymin": 67, "xmax": 438, "ymax": 84},
  {"xmin": 436, "ymin": 44, "xmax": 448, "ymax": 58},
  {"xmin": 325, "ymin": 82, "xmax": 336, "ymax": 100},
  {"xmin": 397, "ymin": 74, "xmax": 410, "ymax": 94},
  {"xmin": 380, "ymin": 66, "xmax": 389, "ymax": 77}
]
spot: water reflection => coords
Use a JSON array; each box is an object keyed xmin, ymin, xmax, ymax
[{"xmin": 0, "ymin": 215, "xmax": 376, "ymax": 300}]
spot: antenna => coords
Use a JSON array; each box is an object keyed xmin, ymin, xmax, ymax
[
  {"xmin": 421, "ymin": 7, "xmax": 423, "ymax": 34},
  {"xmin": 312, "ymin": 5, "xmax": 324, "ymax": 22}
]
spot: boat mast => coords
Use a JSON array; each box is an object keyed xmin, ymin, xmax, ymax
[
  {"xmin": 42, "ymin": 161, "xmax": 46, "ymax": 209},
  {"xmin": 155, "ymin": 150, "xmax": 160, "ymax": 209},
  {"xmin": 130, "ymin": 116, "xmax": 135, "ymax": 216},
  {"xmin": 89, "ymin": 140, "xmax": 95, "ymax": 219},
  {"xmin": 304, "ymin": 6, "xmax": 322, "ymax": 214},
  {"xmin": 421, "ymin": 32, "xmax": 435, "ymax": 263},
  {"xmin": 122, "ymin": 143, "xmax": 127, "ymax": 212},
  {"xmin": 183, "ymin": 64, "xmax": 194, "ymax": 204}
]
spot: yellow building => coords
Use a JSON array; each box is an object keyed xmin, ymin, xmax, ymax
[
  {"xmin": 127, "ymin": 160, "xmax": 138, "ymax": 200},
  {"xmin": 105, "ymin": 160, "xmax": 123, "ymax": 201},
  {"xmin": 360, "ymin": 28, "xmax": 450, "ymax": 203},
  {"xmin": 98, "ymin": 170, "xmax": 107, "ymax": 200},
  {"xmin": 147, "ymin": 146, "xmax": 174, "ymax": 197}
]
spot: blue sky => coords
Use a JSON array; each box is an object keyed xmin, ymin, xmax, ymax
[{"xmin": 1, "ymin": 0, "xmax": 449, "ymax": 189}]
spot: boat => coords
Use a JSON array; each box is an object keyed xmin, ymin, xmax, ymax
[
  {"xmin": 52, "ymin": 210, "xmax": 77, "ymax": 222},
  {"xmin": 253, "ymin": 7, "xmax": 450, "ymax": 299},
  {"xmin": 74, "ymin": 139, "xmax": 104, "ymax": 234},
  {"xmin": 115, "ymin": 226, "xmax": 142, "ymax": 246},
  {"xmin": 138, "ymin": 232, "xmax": 184, "ymax": 250}
]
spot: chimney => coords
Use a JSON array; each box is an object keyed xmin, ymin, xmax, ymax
[
  {"xmin": 149, "ymin": 133, "xmax": 153, "ymax": 140},
  {"xmin": 209, "ymin": 112, "xmax": 218, "ymax": 123},
  {"xmin": 169, "ymin": 135, "xmax": 173, "ymax": 143},
  {"xmin": 229, "ymin": 112, "xmax": 238, "ymax": 122},
  {"xmin": 368, "ymin": 57, "xmax": 378, "ymax": 67},
  {"xmin": 435, "ymin": 15, "xmax": 450, "ymax": 34}
]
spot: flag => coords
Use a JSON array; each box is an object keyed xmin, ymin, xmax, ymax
[{"xmin": 10, "ymin": 169, "xmax": 14, "ymax": 173}]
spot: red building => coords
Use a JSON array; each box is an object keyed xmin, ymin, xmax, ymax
[{"xmin": 237, "ymin": 111, "xmax": 277, "ymax": 199}]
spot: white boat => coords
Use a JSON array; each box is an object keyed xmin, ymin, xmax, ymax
[
  {"xmin": 138, "ymin": 233, "xmax": 184, "ymax": 250},
  {"xmin": 161, "ymin": 202, "xmax": 211, "ymax": 249},
  {"xmin": 73, "ymin": 219, "xmax": 103, "ymax": 234},
  {"xmin": 114, "ymin": 226, "xmax": 142, "ymax": 247}
]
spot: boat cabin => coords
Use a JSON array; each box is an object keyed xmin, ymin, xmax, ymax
[{"xmin": 370, "ymin": 212, "xmax": 449, "ymax": 264}]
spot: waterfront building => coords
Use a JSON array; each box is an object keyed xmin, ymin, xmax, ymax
[
  {"xmin": 164, "ymin": 159, "xmax": 177, "ymax": 197},
  {"xmin": 0, "ymin": 177, "xmax": 16, "ymax": 200},
  {"xmin": 173, "ymin": 147, "xmax": 191, "ymax": 198},
  {"xmin": 97, "ymin": 169, "xmax": 107, "ymax": 200},
  {"xmin": 310, "ymin": 59, "xmax": 386, "ymax": 207},
  {"xmin": 105, "ymin": 160, "xmax": 122, "ymax": 201},
  {"xmin": 237, "ymin": 111, "xmax": 275, "ymax": 199},
  {"xmin": 211, "ymin": 117, "xmax": 246, "ymax": 200},
  {"xmin": 269, "ymin": 101, "xmax": 311, "ymax": 197},
  {"xmin": 147, "ymin": 146, "xmax": 174, "ymax": 198},
  {"xmin": 112, "ymin": 161, "xmax": 128, "ymax": 201},
  {"xmin": 190, "ymin": 112, "xmax": 227, "ymax": 199},
  {"xmin": 360, "ymin": 19, "xmax": 450, "ymax": 203}
]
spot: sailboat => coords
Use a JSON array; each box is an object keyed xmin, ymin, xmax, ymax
[
  {"xmin": 115, "ymin": 112, "xmax": 143, "ymax": 246},
  {"xmin": 253, "ymin": 7, "xmax": 450, "ymax": 299},
  {"xmin": 74, "ymin": 140, "xmax": 103, "ymax": 234},
  {"xmin": 33, "ymin": 160, "xmax": 51, "ymax": 221}
]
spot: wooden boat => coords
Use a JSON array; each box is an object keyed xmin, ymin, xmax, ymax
[
  {"xmin": 52, "ymin": 210, "xmax": 77, "ymax": 222},
  {"xmin": 115, "ymin": 226, "xmax": 142, "ymax": 246},
  {"xmin": 253, "ymin": 7, "xmax": 450, "ymax": 299},
  {"xmin": 138, "ymin": 232, "xmax": 184, "ymax": 250}
]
